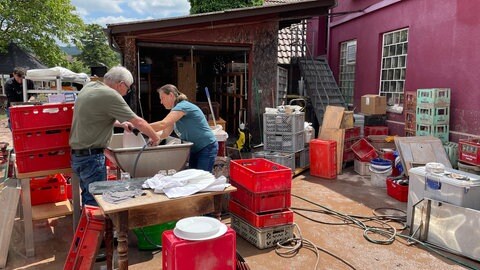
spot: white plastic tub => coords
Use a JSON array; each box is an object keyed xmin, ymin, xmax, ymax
[{"xmin": 407, "ymin": 166, "xmax": 480, "ymax": 225}]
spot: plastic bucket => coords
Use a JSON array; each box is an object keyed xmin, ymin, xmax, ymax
[
  {"xmin": 369, "ymin": 166, "xmax": 392, "ymax": 188},
  {"xmin": 133, "ymin": 221, "xmax": 177, "ymax": 250}
]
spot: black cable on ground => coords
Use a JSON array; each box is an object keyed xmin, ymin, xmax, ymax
[{"xmin": 291, "ymin": 193, "xmax": 480, "ymax": 270}]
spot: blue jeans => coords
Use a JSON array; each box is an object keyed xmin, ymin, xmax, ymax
[
  {"xmin": 71, "ymin": 153, "xmax": 106, "ymax": 206},
  {"xmin": 189, "ymin": 141, "xmax": 218, "ymax": 173}
]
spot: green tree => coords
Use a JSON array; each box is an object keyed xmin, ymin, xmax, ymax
[
  {"xmin": 77, "ymin": 24, "xmax": 120, "ymax": 70},
  {"xmin": 189, "ymin": 0, "xmax": 263, "ymax": 14},
  {"xmin": 0, "ymin": 0, "xmax": 85, "ymax": 67}
]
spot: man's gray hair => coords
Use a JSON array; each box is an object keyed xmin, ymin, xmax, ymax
[{"xmin": 103, "ymin": 66, "xmax": 133, "ymax": 86}]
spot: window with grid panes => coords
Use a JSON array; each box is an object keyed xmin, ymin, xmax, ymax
[
  {"xmin": 339, "ymin": 40, "xmax": 356, "ymax": 106},
  {"xmin": 380, "ymin": 28, "xmax": 408, "ymax": 110}
]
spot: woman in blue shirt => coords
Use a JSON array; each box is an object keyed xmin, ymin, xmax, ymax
[{"xmin": 151, "ymin": 84, "xmax": 218, "ymax": 172}]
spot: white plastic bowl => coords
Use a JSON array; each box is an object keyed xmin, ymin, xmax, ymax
[{"xmin": 174, "ymin": 216, "xmax": 221, "ymax": 239}]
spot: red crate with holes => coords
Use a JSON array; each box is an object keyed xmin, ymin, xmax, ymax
[
  {"xmin": 16, "ymin": 146, "xmax": 71, "ymax": 173},
  {"xmin": 230, "ymin": 179, "xmax": 291, "ymax": 213},
  {"xmin": 344, "ymin": 126, "xmax": 361, "ymax": 141},
  {"xmin": 351, "ymin": 138, "xmax": 378, "ymax": 162},
  {"xmin": 64, "ymin": 206, "xmax": 105, "ymax": 270},
  {"xmin": 9, "ymin": 103, "xmax": 74, "ymax": 131},
  {"xmin": 12, "ymin": 125, "xmax": 71, "ymax": 153},
  {"xmin": 30, "ymin": 174, "xmax": 67, "ymax": 205},
  {"xmin": 364, "ymin": 126, "xmax": 389, "ymax": 136},
  {"xmin": 229, "ymin": 159, "xmax": 291, "ymax": 193},
  {"xmin": 229, "ymin": 200, "xmax": 293, "ymax": 228},
  {"xmin": 459, "ymin": 139, "xmax": 480, "ymax": 166}
]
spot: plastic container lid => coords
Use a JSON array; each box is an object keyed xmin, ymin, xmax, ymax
[{"xmin": 174, "ymin": 216, "xmax": 226, "ymax": 240}]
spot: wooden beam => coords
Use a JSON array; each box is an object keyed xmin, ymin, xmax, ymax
[{"xmin": 0, "ymin": 179, "xmax": 21, "ymax": 268}]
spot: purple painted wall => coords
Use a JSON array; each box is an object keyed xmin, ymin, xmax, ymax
[{"xmin": 328, "ymin": 0, "xmax": 480, "ymax": 140}]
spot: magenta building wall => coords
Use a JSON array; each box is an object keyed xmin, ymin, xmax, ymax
[{"xmin": 327, "ymin": 0, "xmax": 480, "ymax": 141}]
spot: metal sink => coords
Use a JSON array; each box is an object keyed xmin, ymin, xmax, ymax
[{"xmin": 104, "ymin": 134, "xmax": 193, "ymax": 177}]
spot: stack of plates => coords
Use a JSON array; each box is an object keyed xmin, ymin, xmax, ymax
[{"xmin": 173, "ymin": 216, "xmax": 227, "ymax": 241}]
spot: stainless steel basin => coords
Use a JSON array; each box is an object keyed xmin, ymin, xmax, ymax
[{"xmin": 104, "ymin": 134, "xmax": 193, "ymax": 177}]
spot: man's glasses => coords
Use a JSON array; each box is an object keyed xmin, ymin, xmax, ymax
[{"xmin": 121, "ymin": 81, "xmax": 133, "ymax": 94}]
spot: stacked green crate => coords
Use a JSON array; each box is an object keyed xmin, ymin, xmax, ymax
[{"xmin": 415, "ymin": 88, "xmax": 450, "ymax": 143}]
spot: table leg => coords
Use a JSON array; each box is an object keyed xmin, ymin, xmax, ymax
[
  {"xmin": 213, "ymin": 194, "xmax": 223, "ymax": 220},
  {"xmin": 20, "ymin": 178, "xmax": 34, "ymax": 257},
  {"xmin": 71, "ymin": 173, "xmax": 81, "ymax": 228},
  {"xmin": 116, "ymin": 211, "xmax": 129, "ymax": 270},
  {"xmin": 103, "ymin": 216, "xmax": 114, "ymax": 270}
]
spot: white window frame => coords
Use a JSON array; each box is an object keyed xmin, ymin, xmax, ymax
[
  {"xmin": 379, "ymin": 28, "xmax": 408, "ymax": 113},
  {"xmin": 339, "ymin": 39, "xmax": 357, "ymax": 106}
]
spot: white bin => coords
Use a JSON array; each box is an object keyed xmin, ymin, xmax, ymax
[{"xmin": 407, "ymin": 166, "xmax": 480, "ymax": 225}]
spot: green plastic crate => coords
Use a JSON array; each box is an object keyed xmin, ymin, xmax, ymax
[
  {"xmin": 133, "ymin": 221, "xmax": 177, "ymax": 250},
  {"xmin": 417, "ymin": 88, "xmax": 450, "ymax": 106},
  {"xmin": 416, "ymin": 106, "xmax": 450, "ymax": 125}
]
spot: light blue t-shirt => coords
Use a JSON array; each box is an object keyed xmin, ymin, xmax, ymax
[{"xmin": 172, "ymin": 101, "xmax": 216, "ymax": 153}]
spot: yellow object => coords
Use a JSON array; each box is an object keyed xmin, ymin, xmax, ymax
[
  {"xmin": 235, "ymin": 128, "xmax": 246, "ymax": 150},
  {"xmin": 385, "ymin": 135, "xmax": 396, "ymax": 142}
]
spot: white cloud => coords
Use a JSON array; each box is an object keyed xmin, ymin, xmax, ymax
[
  {"xmin": 71, "ymin": 0, "xmax": 123, "ymax": 15},
  {"xmin": 127, "ymin": 0, "xmax": 190, "ymax": 17},
  {"xmin": 94, "ymin": 16, "xmax": 155, "ymax": 26},
  {"xmin": 70, "ymin": 0, "xmax": 190, "ymax": 26}
]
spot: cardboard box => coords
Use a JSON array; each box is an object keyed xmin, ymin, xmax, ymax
[
  {"xmin": 361, "ymin": 95, "xmax": 387, "ymax": 115},
  {"xmin": 341, "ymin": 111, "xmax": 354, "ymax": 129}
]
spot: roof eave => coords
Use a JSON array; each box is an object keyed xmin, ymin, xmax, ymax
[{"xmin": 107, "ymin": 0, "xmax": 335, "ymax": 35}]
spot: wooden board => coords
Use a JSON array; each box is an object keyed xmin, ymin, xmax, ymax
[
  {"xmin": 177, "ymin": 61, "xmax": 197, "ymax": 102},
  {"xmin": 0, "ymin": 179, "xmax": 20, "ymax": 268},
  {"xmin": 394, "ymin": 136, "xmax": 452, "ymax": 175},
  {"xmin": 321, "ymin": 105, "xmax": 345, "ymax": 130},
  {"xmin": 319, "ymin": 128, "xmax": 345, "ymax": 174},
  {"xmin": 31, "ymin": 200, "xmax": 73, "ymax": 221}
]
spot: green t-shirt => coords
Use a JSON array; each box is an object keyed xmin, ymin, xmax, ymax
[{"xmin": 69, "ymin": 81, "xmax": 136, "ymax": 149}]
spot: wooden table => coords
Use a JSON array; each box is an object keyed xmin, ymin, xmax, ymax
[
  {"xmin": 92, "ymin": 183, "xmax": 236, "ymax": 270},
  {"xmin": 17, "ymin": 168, "xmax": 81, "ymax": 257}
]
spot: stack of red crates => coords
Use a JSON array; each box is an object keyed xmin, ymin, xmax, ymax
[
  {"xmin": 10, "ymin": 103, "xmax": 74, "ymax": 173},
  {"xmin": 229, "ymin": 158, "xmax": 294, "ymax": 249}
]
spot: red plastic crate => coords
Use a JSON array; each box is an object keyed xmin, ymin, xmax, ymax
[
  {"xmin": 162, "ymin": 228, "xmax": 236, "ymax": 270},
  {"xmin": 229, "ymin": 200, "xmax": 293, "ymax": 228},
  {"xmin": 230, "ymin": 179, "xmax": 291, "ymax": 213},
  {"xmin": 459, "ymin": 139, "xmax": 480, "ymax": 166},
  {"xmin": 10, "ymin": 103, "xmax": 74, "ymax": 131},
  {"xmin": 16, "ymin": 146, "xmax": 71, "ymax": 173},
  {"xmin": 343, "ymin": 149, "xmax": 355, "ymax": 162},
  {"xmin": 344, "ymin": 126, "xmax": 361, "ymax": 141},
  {"xmin": 64, "ymin": 206, "xmax": 105, "ymax": 270},
  {"xmin": 386, "ymin": 177, "xmax": 408, "ymax": 202},
  {"xmin": 30, "ymin": 174, "xmax": 67, "ymax": 205},
  {"xmin": 229, "ymin": 158, "xmax": 292, "ymax": 193},
  {"xmin": 351, "ymin": 138, "xmax": 378, "ymax": 162},
  {"xmin": 309, "ymin": 139, "xmax": 336, "ymax": 179},
  {"xmin": 364, "ymin": 126, "xmax": 389, "ymax": 136},
  {"xmin": 12, "ymin": 125, "xmax": 71, "ymax": 153}
]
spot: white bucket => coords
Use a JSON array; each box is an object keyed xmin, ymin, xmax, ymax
[{"xmin": 369, "ymin": 166, "xmax": 392, "ymax": 188}]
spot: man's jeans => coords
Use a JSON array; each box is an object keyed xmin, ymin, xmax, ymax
[{"xmin": 71, "ymin": 153, "xmax": 106, "ymax": 206}]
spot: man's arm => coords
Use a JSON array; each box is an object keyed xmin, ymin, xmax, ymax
[{"xmin": 128, "ymin": 116, "xmax": 161, "ymax": 146}]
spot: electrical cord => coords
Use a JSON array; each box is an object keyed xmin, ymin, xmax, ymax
[
  {"xmin": 291, "ymin": 193, "xmax": 480, "ymax": 270},
  {"xmin": 274, "ymin": 223, "xmax": 356, "ymax": 270}
]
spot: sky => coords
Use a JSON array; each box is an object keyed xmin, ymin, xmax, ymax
[{"xmin": 70, "ymin": 0, "xmax": 191, "ymax": 26}]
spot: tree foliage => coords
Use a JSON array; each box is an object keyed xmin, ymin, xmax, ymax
[
  {"xmin": 0, "ymin": 0, "xmax": 84, "ymax": 68},
  {"xmin": 77, "ymin": 24, "xmax": 120, "ymax": 70},
  {"xmin": 189, "ymin": 0, "xmax": 264, "ymax": 14}
]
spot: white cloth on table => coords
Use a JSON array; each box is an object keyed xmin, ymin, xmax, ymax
[{"xmin": 142, "ymin": 169, "xmax": 230, "ymax": 198}]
